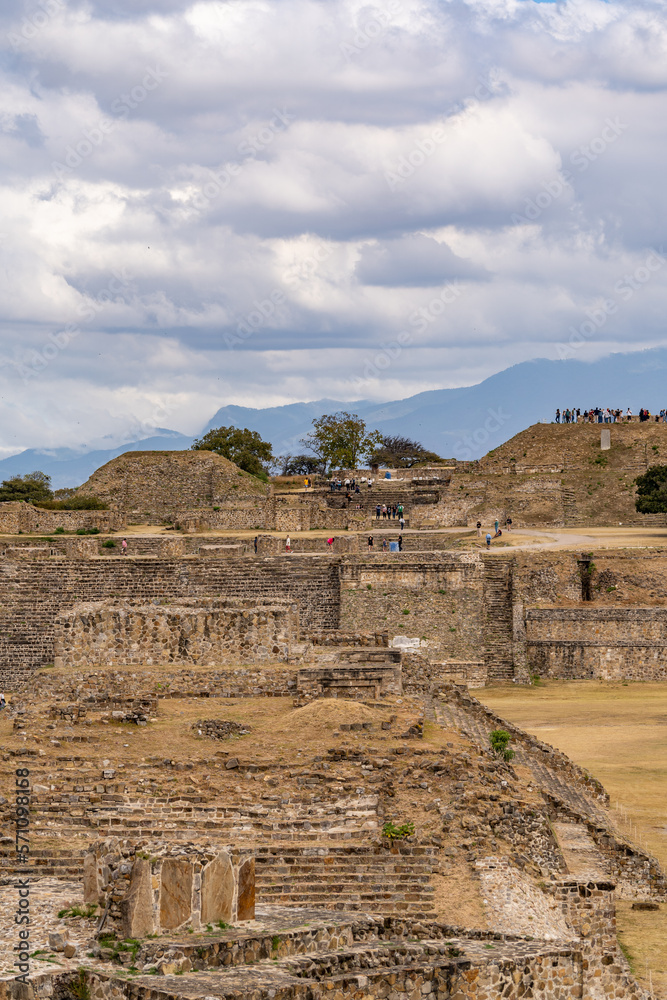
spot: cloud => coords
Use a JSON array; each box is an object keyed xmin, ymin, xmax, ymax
[{"xmin": 0, "ymin": 0, "xmax": 665, "ymax": 450}]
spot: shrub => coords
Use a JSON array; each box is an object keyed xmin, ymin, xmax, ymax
[
  {"xmin": 102, "ymin": 539, "xmax": 116, "ymax": 548},
  {"xmin": 382, "ymin": 820, "xmax": 415, "ymax": 840},
  {"xmin": 76, "ymin": 529, "xmax": 86, "ymax": 535},
  {"xmin": 489, "ymin": 729, "xmax": 515, "ymax": 762},
  {"xmin": 54, "ymin": 526, "xmax": 65, "ymax": 534}
]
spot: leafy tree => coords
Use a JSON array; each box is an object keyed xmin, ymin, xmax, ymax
[
  {"xmin": 300, "ymin": 412, "xmax": 382, "ymax": 472},
  {"xmin": 0, "ymin": 471, "xmax": 53, "ymax": 504},
  {"xmin": 369, "ymin": 435, "xmax": 442, "ymax": 468},
  {"xmin": 191, "ymin": 426, "xmax": 273, "ymax": 478},
  {"xmin": 275, "ymin": 454, "xmax": 324, "ymax": 476},
  {"xmin": 489, "ymin": 729, "xmax": 515, "ymax": 762},
  {"xmin": 635, "ymin": 465, "xmax": 667, "ymax": 513}
]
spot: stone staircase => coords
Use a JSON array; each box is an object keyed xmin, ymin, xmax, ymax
[{"xmin": 482, "ymin": 558, "xmax": 515, "ymax": 681}]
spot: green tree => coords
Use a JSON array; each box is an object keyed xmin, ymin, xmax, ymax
[
  {"xmin": 635, "ymin": 465, "xmax": 667, "ymax": 513},
  {"xmin": 369, "ymin": 435, "xmax": 442, "ymax": 468},
  {"xmin": 300, "ymin": 412, "xmax": 383, "ymax": 472},
  {"xmin": 0, "ymin": 471, "xmax": 53, "ymax": 504},
  {"xmin": 191, "ymin": 426, "xmax": 273, "ymax": 479},
  {"xmin": 276, "ymin": 454, "xmax": 325, "ymax": 476}
]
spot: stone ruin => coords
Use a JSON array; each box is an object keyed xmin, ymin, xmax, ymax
[
  {"xmin": 54, "ymin": 597, "xmax": 300, "ymax": 668},
  {"xmin": 84, "ymin": 840, "xmax": 255, "ymax": 937}
]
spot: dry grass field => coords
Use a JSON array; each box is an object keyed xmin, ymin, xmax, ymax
[{"xmin": 479, "ymin": 680, "xmax": 667, "ymax": 996}]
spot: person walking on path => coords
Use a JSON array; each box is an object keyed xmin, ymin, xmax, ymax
[
  {"xmin": 253, "ymin": 536, "xmax": 258, "ymax": 554},
  {"xmin": 486, "ymin": 533, "xmax": 492, "ymax": 548},
  {"xmin": 286, "ymin": 535, "xmax": 292, "ymax": 553},
  {"xmin": 399, "ymin": 516, "xmax": 405, "ymax": 531},
  {"xmin": 327, "ymin": 537, "xmax": 334, "ymax": 552},
  {"xmin": 398, "ymin": 535, "xmax": 403, "ymax": 552},
  {"xmin": 494, "ymin": 519, "xmax": 499, "ymax": 534},
  {"xmin": 397, "ymin": 503, "xmax": 404, "ymax": 519},
  {"xmin": 506, "ymin": 517, "xmax": 512, "ymax": 532},
  {"xmin": 121, "ymin": 538, "xmax": 128, "ymax": 555},
  {"xmin": 367, "ymin": 535, "xmax": 374, "ymax": 551},
  {"xmin": 476, "ymin": 520, "xmax": 482, "ymax": 537}
]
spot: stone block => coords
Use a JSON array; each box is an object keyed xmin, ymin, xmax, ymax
[
  {"xmin": 82, "ymin": 852, "xmax": 101, "ymax": 904},
  {"xmin": 48, "ymin": 931, "xmax": 67, "ymax": 951},
  {"xmin": 201, "ymin": 851, "xmax": 235, "ymax": 924},
  {"xmin": 237, "ymin": 857, "xmax": 255, "ymax": 921},
  {"xmin": 120, "ymin": 858, "xmax": 155, "ymax": 938},
  {"xmin": 160, "ymin": 859, "xmax": 194, "ymax": 930}
]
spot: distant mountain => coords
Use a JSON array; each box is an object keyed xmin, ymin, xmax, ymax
[
  {"xmin": 1, "ymin": 347, "xmax": 667, "ymax": 487},
  {"xmin": 0, "ymin": 430, "xmax": 193, "ymax": 490},
  {"xmin": 204, "ymin": 348, "xmax": 667, "ymax": 461}
]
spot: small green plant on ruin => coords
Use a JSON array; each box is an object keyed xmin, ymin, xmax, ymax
[
  {"xmin": 58, "ymin": 904, "xmax": 98, "ymax": 920},
  {"xmin": 69, "ymin": 969, "xmax": 90, "ymax": 1000},
  {"xmin": 382, "ymin": 820, "xmax": 415, "ymax": 840},
  {"xmin": 489, "ymin": 728, "xmax": 515, "ymax": 762},
  {"xmin": 102, "ymin": 539, "xmax": 116, "ymax": 548}
]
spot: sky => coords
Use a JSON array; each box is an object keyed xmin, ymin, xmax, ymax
[{"xmin": 1, "ymin": 0, "xmax": 667, "ymax": 454}]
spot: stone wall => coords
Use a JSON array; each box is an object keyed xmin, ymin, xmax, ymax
[
  {"xmin": 0, "ymin": 556, "xmax": 340, "ymax": 687},
  {"xmin": 526, "ymin": 607, "xmax": 667, "ymax": 680},
  {"xmin": 54, "ymin": 598, "xmax": 300, "ymax": 668},
  {"xmin": 83, "ymin": 839, "xmax": 254, "ymax": 936},
  {"xmin": 0, "ymin": 502, "xmax": 124, "ymax": 534}
]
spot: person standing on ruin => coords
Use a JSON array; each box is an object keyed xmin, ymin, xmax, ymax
[
  {"xmin": 476, "ymin": 520, "xmax": 482, "ymax": 537},
  {"xmin": 121, "ymin": 538, "xmax": 128, "ymax": 555},
  {"xmin": 286, "ymin": 535, "xmax": 292, "ymax": 553},
  {"xmin": 382, "ymin": 538, "xmax": 387, "ymax": 551},
  {"xmin": 376, "ymin": 503, "xmax": 381, "ymax": 520},
  {"xmin": 494, "ymin": 519, "xmax": 499, "ymax": 534},
  {"xmin": 367, "ymin": 535, "xmax": 373, "ymax": 551},
  {"xmin": 398, "ymin": 535, "xmax": 403, "ymax": 552},
  {"xmin": 486, "ymin": 533, "xmax": 492, "ymax": 548},
  {"xmin": 399, "ymin": 515, "xmax": 405, "ymax": 531},
  {"xmin": 253, "ymin": 536, "xmax": 258, "ymax": 554}
]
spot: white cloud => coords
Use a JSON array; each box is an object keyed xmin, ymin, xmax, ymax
[{"xmin": 0, "ymin": 0, "xmax": 665, "ymax": 449}]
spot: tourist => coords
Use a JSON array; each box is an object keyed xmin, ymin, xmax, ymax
[
  {"xmin": 397, "ymin": 503, "xmax": 404, "ymax": 519},
  {"xmin": 286, "ymin": 535, "xmax": 291, "ymax": 553},
  {"xmin": 121, "ymin": 538, "xmax": 128, "ymax": 555},
  {"xmin": 253, "ymin": 536, "xmax": 258, "ymax": 554},
  {"xmin": 0, "ymin": 692, "xmax": 5, "ymax": 710},
  {"xmin": 494, "ymin": 519, "xmax": 499, "ymax": 534},
  {"xmin": 494, "ymin": 527, "xmax": 503, "ymax": 538},
  {"xmin": 392, "ymin": 505, "xmax": 397, "ymax": 519},
  {"xmin": 398, "ymin": 535, "xmax": 403, "ymax": 551},
  {"xmin": 486, "ymin": 533, "xmax": 492, "ymax": 548},
  {"xmin": 367, "ymin": 535, "xmax": 373, "ymax": 551},
  {"xmin": 381, "ymin": 504, "xmax": 387, "ymax": 519},
  {"xmin": 506, "ymin": 517, "xmax": 512, "ymax": 532},
  {"xmin": 376, "ymin": 504, "xmax": 381, "ymax": 520},
  {"xmin": 476, "ymin": 520, "xmax": 482, "ymax": 537},
  {"xmin": 382, "ymin": 538, "xmax": 387, "ymax": 552},
  {"xmin": 555, "ymin": 408, "xmax": 561, "ymax": 423},
  {"xmin": 327, "ymin": 537, "xmax": 334, "ymax": 551},
  {"xmin": 399, "ymin": 516, "xmax": 405, "ymax": 530}
]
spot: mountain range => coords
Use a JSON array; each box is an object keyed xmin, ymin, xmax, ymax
[{"xmin": 3, "ymin": 348, "xmax": 667, "ymax": 489}]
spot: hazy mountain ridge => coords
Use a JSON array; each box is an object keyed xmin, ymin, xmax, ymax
[{"xmin": 2, "ymin": 349, "xmax": 667, "ymax": 489}]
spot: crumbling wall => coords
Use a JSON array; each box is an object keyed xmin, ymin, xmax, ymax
[
  {"xmin": 83, "ymin": 839, "xmax": 254, "ymax": 936},
  {"xmin": 54, "ymin": 598, "xmax": 300, "ymax": 668}
]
